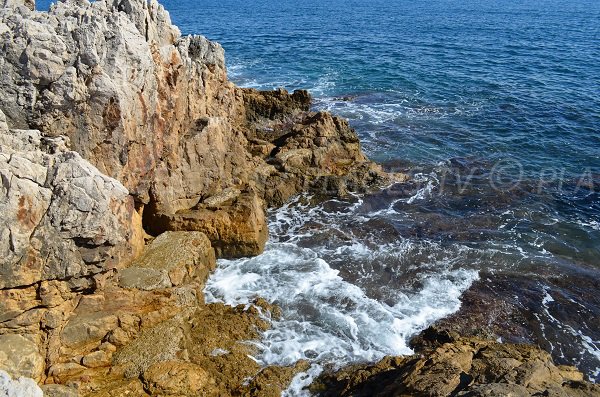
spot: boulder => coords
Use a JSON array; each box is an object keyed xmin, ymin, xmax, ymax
[
  {"xmin": 0, "ymin": 370, "xmax": 43, "ymax": 397},
  {"xmin": 311, "ymin": 328, "xmax": 600, "ymax": 397},
  {"xmin": 152, "ymin": 191, "xmax": 268, "ymax": 258},
  {"xmin": 0, "ymin": 334, "xmax": 45, "ymax": 382},
  {"xmin": 119, "ymin": 231, "xmax": 216, "ymax": 290}
]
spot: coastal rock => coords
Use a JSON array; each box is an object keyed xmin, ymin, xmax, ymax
[
  {"xmin": 241, "ymin": 87, "xmax": 311, "ymax": 122},
  {"xmin": 119, "ymin": 231, "xmax": 215, "ymax": 290},
  {"xmin": 152, "ymin": 191, "xmax": 268, "ymax": 258},
  {"xmin": 0, "ymin": 370, "xmax": 43, "ymax": 397},
  {"xmin": 40, "ymin": 384, "xmax": 80, "ymax": 397},
  {"xmin": 311, "ymin": 327, "xmax": 600, "ymax": 397},
  {"xmin": 142, "ymin": 360, "xmax": 217, "ymax": 396},
  {"xmin": 0, "ymin": 334, "xmax": 45, "ymax": 382},
  {"xmin": 1, "ymin": 0, "xmax": 34, "ymax": 11},
  {"xmin": 0, "ymin": 0, "xmax": 403, "ymax": 395},
  {"xmin": 0, "ymin": 125, "xmax": 143, "ymax": 290},
  {"xmin": 240, "ymin": 91, "xmax": 404, "ymax": 206},
  {"xmin": 0, "ymin": 0, "xmax": 396, "ymax": 261},
  {"xmin": 0, "ymin": 0, "xmax": 242, "ymax": 206}
]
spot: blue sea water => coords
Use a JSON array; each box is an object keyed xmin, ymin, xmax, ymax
[{"xmin": 38, "ymin": 0, "xmax": 600, "ymax": 388}]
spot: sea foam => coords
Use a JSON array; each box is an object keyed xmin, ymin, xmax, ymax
[{"xmin": 205, "ymin": 195, "xmax": 479, "ymax": 394}]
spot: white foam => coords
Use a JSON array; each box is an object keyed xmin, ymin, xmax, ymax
[
  {"xmin": 406, "ymin": 172, "xmax": 438, "ymax": 204},
  {"xmin": 205, "ymin": 194, "xmax": 480, "ymax": 393},
  {"xmin": 538, "ymin": 287, "xmax": 600, "ymax": 382},
  {"xmin": 577, "ymin": 219, "xmax": 600, "ymax": 231}
]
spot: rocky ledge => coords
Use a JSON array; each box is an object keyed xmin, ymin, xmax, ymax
[
  {"xmin": 0, "ymin": 0, "xmax": 597, "ymax": 396},
  {"xmin": 313, "ymin": 328, "xmax": 600, "ymax": 397}
]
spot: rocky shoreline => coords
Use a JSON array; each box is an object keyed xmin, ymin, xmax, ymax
[{"xmin": 0, "ymin": 0, "xmax": 597, "ymax": 396}]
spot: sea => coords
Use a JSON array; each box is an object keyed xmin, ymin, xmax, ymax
[{"xmin": 38, "ymin": 0, "xmax": 600, "ymax": 392}]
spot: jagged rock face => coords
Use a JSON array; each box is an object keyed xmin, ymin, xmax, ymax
[
  {"xmin": 312, "ymin": 328, "xmax": 600, "ymax": 397},
  {"xmin": 0, "ymin": 0, "xmax": 397, "ymax": 259},
  {"xmin": 0, "ymin": 370, "xmax": 43, "ymax": 397},
  {"xmin": 0, "ymin": 115, "xmax": 143, "ymax": 290},
  {"xmin": 0, "ymin": 0, "xmax": 247, "ymax": 208}
]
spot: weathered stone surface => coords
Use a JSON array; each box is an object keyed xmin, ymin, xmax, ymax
[
  {"xmin": 112, "ymin": 315, "xmax": 186, "ymax": 378},
  {"xmin": 239, "ymin": 94, "xmax": 405, "ymax": 207},
  {"xmin": 0, "ymin": 125, "xmax": 143, "ymax": 290},
  {"xmin": 81, "ymin": 350, "xmax": 111, "ymax": 369},
  {"xmin": 153, "ymin": 191, "xmax": 269, "ymax": 258},
  {"xmin": 241, "ymin": 87, "xmax": 311, "ymax": 122},
  {"xmin": 142, "ymin": 360, "xmax": 217, "ymax": 396},
  {"xmin": 41, "ymin": 384, "xmax": 80, "ymax": 397},
  {"xmin": 0, "ymin": 334, "xmax": 45, "ymax": 382},
  {"xmin": 312, "ymin": 328, "xmax": 600, "ymax": 397},
  {"xmin": 0, "ymin": 0, "xmax": 243, "ymax": 208},
  {"xmin": 0, "ymin": 370, "xmax": 43, "ymax": 397},
  {"xmin": 0, "ymin": 0, "xmax": 404, "ymax": 395},
  {"xmin": 88, "ymin": 378, "xmax": 148, "ymax": 397},
  {"xmin": 119, "ymin": 231, "xmax": 215, "ymax": 290},
  {"xmin": 1, "ymin": 0, "xmax": 34, "ymax": 11}
]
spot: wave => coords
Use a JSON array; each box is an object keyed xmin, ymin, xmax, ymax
[{"xmin": 205, "ymin": 195, "xmax": 479, "ymax": 394}]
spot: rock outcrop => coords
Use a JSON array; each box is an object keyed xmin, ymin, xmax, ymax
[
  {"xmin": 0, "ymin": 0, "xmax": 397, "ymax": 260},
  {"xmin": 4, "ymin": 0, "xmax": 593, "ymax": 396},
  {"xmin": 0, "ymin": 0, "xmax": 400, "ymax": 393},
  {"xmin": 0, "ymin": 118, "xmax": 144, "ymax": 291},
  {"xmin": 312, "ymin": 328, "xmax": 600, "ymax": 397}
]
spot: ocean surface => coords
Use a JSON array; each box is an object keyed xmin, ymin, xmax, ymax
[{"xmin": 40, "ymin": 0, "xmax": 600, "ymax": 390}]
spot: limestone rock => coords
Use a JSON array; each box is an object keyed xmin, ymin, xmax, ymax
[
  {"xmin": 112, "ymin": 315, "xmax": 186, "ymax": 378},
  {"xmin": 153, "ymin": 191, "xmax": 268, "ymax": 258},
  {"xmin": 0, "ymin": 127, "xmax": 143, "ymax": 290},
  {"xmin": 1, "ymin": 0, "xmax": 34, "ymax": 11},
  {"xmin": 0, "ymin": 370, "xmax": 43, "ymax": 397},
  {"xmin": 240, "ymin": 91, "xmax": 397, "ymax": 206},
  {"xmin": 119, "ymin": 231, "xmax": 215, "ymax": 290},
  {"xmin": 40, "ymin": 384, "xmax": 80, "ymax": 397},
  {"xmin": 241, "ymin": 87, "xmax": 311, "ymax": 122},
  {"xmin": 311, "ymin": 328, "xmax": 600, "ymax": 397},
  {"xmin": 0, "ymin": 0, "xmax": 241, "ymax": 207},
  {"xmin": 87, "ymin": 379, "xmax": 148, "ymax": 397},
  {"xmin": 142, "ymin": 360, "xmax": 217, "ymax": 396},
  {"xmin": 0, "ymin": 334, "xmax": 45, "ymax": 382}
]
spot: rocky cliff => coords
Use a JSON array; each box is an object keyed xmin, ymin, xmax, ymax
[
  {"xmin": 0, "ymin": 0, "xmax": 597, "ymax": 396},
  {"xmin": 0, "ymin": 0, "xmax": 397, "ymax": 394}
]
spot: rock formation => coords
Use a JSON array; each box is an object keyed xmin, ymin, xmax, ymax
[
  {"xmin": 0, "ymin": 0, "xmax": 396, "ymax": 259},
  {"xmin": 0, "ymin": 0, "xmax": 399, "ymax": 394},
  {"xmin": 312, "ymin": 328, "xmax": 600, "ymax": 397},
  {"xmin": 0, "ymin": 0, "xmax": 596, "ymax": 396}
]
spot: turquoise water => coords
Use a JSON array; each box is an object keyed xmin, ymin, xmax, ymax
[{"xmin": 38, "ymin": 0, "xmax": 600, "ymax": 386}]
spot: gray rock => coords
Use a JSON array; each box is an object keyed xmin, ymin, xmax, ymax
[
  {"xmin": 1, "ymin": 0, "xmax": 34, "ymax": 11},
  {"xmin": 0, "ymin": 370, "xmax": 43, "ymax": 397},
  {"xmin": 40, "ymin": 384, "xmax": 80, "ymax": 397},
  {"xmin": 0, "ymin": 334, "xmax": 45, "ymax": 382},
  {"xmin": 0, "ymin": 126, "xmax": 143, "ymax": 289}
]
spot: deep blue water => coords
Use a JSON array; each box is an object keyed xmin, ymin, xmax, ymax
[{"xmin": 38, "ymin": 0, "xmax": 600, "ymax": 386}]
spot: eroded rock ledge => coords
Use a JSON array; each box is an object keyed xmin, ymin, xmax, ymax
[
  {"xmin": 312, "ymin": 328, "xmax": 600, "ymax": 397},
  {"xmin": 0, "ymin": 0, "xmax": 597, "ymax": 396}
]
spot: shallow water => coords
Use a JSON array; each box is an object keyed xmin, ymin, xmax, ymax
[{"xmin": 37, "ymin": 0, "xmax": 600, "ymax": 387}]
